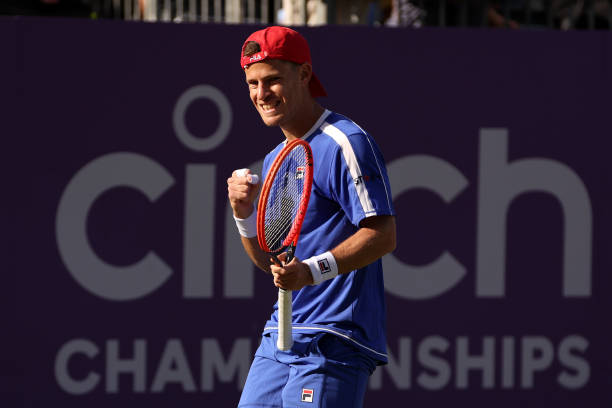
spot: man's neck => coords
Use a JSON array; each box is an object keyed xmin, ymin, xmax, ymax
[{"xmin": 281, "ymin": 103, "xmax": 325, "ymax": 141}]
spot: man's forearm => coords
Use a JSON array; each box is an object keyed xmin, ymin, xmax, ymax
[
  {"xmin": 241, "ymin": 236, "xmax": 273, "ymax": 273},
  {"xmin": 331, "ymin": 215, "xmax": 396, "ymax": 275}
]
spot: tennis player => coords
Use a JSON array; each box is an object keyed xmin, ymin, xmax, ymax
[{"xmin": 227, "ymin": 26, "xmax": 396, "ymax": 407}]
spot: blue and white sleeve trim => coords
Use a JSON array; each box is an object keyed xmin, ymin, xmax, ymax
[{"xmin": 320, "ymin": 122, "xmax": 378, "ymax": 216}]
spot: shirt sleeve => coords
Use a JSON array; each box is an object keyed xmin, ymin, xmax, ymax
[{"xmin": 327, "ymin": 132, "xmax": 395, "ymax": 226}]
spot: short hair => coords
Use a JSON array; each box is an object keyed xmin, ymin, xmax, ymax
[{"xmin": 243, "ymin": 41, "xmax": 261, "ymax": 57}]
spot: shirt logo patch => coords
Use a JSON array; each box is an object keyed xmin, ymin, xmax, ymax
[
  {"xmin": 296, "ymin": 166, "xmax": 305, "ymax": 179},
  {"xmin": 318, "ymin": 259, "xmax": 331, "ymax": 274},
  {"xmin": 301, "ymin": 388, "xmax": 314, "ymax": 403},
  {"xmin": 354, "ymin": 175, "xmax": 371, "ymax": 185}
]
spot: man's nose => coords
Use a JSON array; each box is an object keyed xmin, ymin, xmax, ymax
[{"xmin": 257, "ymin": 84, "xmax": 269, "ymax": 101}]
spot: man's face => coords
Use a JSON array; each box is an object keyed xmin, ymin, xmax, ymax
[{"xmin": 244, "ymin": 59, "xmax": 309, "ymax": 129}]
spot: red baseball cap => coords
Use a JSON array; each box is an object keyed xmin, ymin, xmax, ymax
[{"xmin": 240, "ymin": 26, "xmax": 327, "ymax": 98}]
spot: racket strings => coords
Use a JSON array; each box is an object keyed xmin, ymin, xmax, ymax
[{"xmin": 264, "ymin": 146, "xmax": 307, "ymax": 252}]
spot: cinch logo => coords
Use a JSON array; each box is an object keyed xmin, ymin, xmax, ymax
[
  {"xmin": 55, "ymin": 97, "xmax": 593, "ymax": 303},
  {"xmin": 301, "ymin": 388, "xmax": 314, "ymax": 402}
]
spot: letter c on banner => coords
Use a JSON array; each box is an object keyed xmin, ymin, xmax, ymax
[
  {"xmin": 56, "ymin": 152, "xmax": 174, "ymax": 301},
  {"xmin": 173, "ymin": 85, "xmax": 232, "ymax": 152},
  {"xmin": 55, "ymin": 339, "xmax": 100, "ymax": 395},
  {"xmin": 383, "ymin": 155, "xmax": 469, "ymax": 299}
]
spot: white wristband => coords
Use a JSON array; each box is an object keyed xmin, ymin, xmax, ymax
[
  {"xmin": 234, "ymin": 208, "xmax": 257, "ymax": 238},
  {"xmin": 303, "ymin": 251, "xmax": 339, "ymax": 285}
]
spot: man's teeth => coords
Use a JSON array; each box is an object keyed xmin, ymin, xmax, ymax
[{"xmin": 262, "ymin": 103, "xmax": 278, "ymax": 111}]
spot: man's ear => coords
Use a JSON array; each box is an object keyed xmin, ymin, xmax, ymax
[{"xmin": 299, "ymin": 63, "xmax": 313, "ymax": 87}]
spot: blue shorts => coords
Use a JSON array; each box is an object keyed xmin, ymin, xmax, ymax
[{"xmin": 238, "ymin": 332, "xmax": 377, "ymax": 408}]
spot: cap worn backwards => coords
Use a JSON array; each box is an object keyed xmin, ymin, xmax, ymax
[{"xmin": 240, "ymin": 26, "xmax": 327, "ymax": 98}]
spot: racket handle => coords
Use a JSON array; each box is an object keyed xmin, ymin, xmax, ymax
[
  {"xmin": 277, "ymin": 288, "xmax": 293, "ymax": 351},
  {"xmin": 235, "ymin": 168, "xmax": 259, "ymax": 185},
  {"xmin": 248, "ymin": 174, "xmax": 259, "ymax": 184}
]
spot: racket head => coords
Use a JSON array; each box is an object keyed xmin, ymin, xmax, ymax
[{"xmin": 257, "ymin": 139, "xmax": 313, "ymax": 256}]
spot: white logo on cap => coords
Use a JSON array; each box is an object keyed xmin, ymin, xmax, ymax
[{"xmin": 249, "ymin": 54, "xmax": 262, "ymax": 62}]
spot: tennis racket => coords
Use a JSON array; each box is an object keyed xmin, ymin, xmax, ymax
[{"xmin": 257, "ymin": 138, "xmax": 314, "ymax": 351}]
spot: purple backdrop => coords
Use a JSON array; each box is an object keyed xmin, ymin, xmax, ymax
[{"xmin": 2, "ymin": 16, "xmax": 612, "ymax": 407}]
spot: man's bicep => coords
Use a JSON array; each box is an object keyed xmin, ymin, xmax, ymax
[
  {"xmin": 331, "ymin": 215, "xmax": 396, "ymax": 274},
  {"xmin": 359, "ymin": 215, "xmax": 396, "ymax": 252},
  {"xmin": 358, "ymin": 214, "xmax": 395, "ymax": 230}
]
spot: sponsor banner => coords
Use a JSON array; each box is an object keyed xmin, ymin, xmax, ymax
[{"xmin": 3, "ymin": 17, "xmax": 612, "ymax": 407}]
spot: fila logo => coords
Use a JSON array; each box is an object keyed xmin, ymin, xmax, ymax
[
  {"xmin": 249, "ymin": 54, "xmax": 262, "ymax": 62},
  {"xmin": 318, "ymin": 259, "xmax": 331, "ymax": 274},
  {"xmin": 296, "ymin": 166, "xmax": 305, "ymax": 179},
  {"xmin": 301, "ymin": 388, "xmax": 314, "ymax": 403}
]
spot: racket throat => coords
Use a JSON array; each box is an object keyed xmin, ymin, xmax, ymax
[
  {"xmin": 285, "ymin": 245, "xmax": 295, "ymax": 263},
  {"xmin": 272, "ymin": 244, "xmax": 296, "ymax": 266}
]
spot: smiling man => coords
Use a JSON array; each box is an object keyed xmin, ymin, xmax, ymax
[{"xmin": 227, "ymin": 26, "xmax": 396, "ymax": 408}]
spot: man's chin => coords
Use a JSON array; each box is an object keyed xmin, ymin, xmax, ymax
[{"xmin": 260, "ymin": 114, "xmax": 282, "ymax": 127}]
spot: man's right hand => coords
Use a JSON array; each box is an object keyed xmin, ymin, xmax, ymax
[{"xmin": 227, "ymin": 168, "xmax": 260, "ymax": 219}]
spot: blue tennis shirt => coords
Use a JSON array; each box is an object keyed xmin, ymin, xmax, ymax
[{"xmin": 261, "ymin": 109, "xmax": 395, "ymax": 364}]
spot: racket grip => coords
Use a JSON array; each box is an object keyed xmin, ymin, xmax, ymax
[
  {"xmin": 277, "ymin": 288, "xmax": 293, "ymax": 351},
  {"xmin": 248, "ymin": 174, "xmax": 259, "ymax": 184},
  {"xmin": 235, "ymin": 168, "xmax": 259, "ymax": 185}
]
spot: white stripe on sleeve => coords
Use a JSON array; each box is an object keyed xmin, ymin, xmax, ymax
[{"xmin": 321, "ymin": 122, "xmax": 377, "ymax": 217}]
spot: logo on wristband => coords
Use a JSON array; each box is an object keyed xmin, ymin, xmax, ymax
[{"xmin": 318, "ymin": 258, "xmax": 331, "ymax": 274}]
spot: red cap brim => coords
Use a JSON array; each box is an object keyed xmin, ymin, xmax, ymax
[{"xmin": 309, "ymin": 72, "xmax": 327, "ymax": 98}]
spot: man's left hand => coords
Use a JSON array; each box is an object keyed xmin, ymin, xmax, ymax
[{"xmin": 270, "ymin": 253, "xmax": 314, "ymax": 291}]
